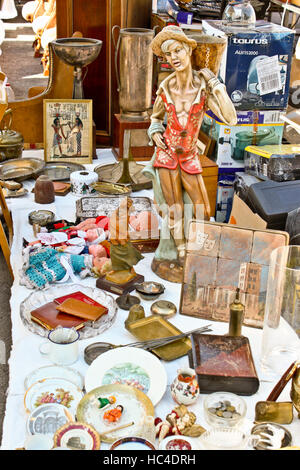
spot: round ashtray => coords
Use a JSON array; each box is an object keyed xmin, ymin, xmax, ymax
[
  {"xmin": 28, "ymin": 210, "xmax": 55, "ymax": 226},
  {"xmin": 150, "ymin": 300, "xmax": 177, "ymax": 319},
  {"xmin": 251, "ymin": 423, "xmax": 292, "ymax": 450},
  {"xmin": 203, "ymin": 391, "xmax": 247, "ymax": 428},
  {"xmin": 135, "ymin": 282, "xmax": 165, "ymax": 301}
]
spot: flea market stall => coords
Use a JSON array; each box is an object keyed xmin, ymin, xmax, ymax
[{"xmin": 0, "ymin": 0, "xmax": 300, "ymax": 453}]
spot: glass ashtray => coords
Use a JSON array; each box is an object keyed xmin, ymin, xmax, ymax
[
  {"xmin": 20, "ymin": 283, "xmax": 118, "ymax": 339},
  {"xmin": 199, "ymin": 427, "xmax": 251, "ymax": 450},
  {"xmin": 203, "ymin": 391, "xmax": 247, "ymax": 428}
]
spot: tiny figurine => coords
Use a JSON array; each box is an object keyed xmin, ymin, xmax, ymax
[
  {"xmin": 143, "ymin": 25, "xmax": 237, "ymax": 282},
  {"xmin": 155, "ymin": 404, "xmax": 206, "ymax": 443},
  {"xmin": 98, "ymin": 395, "xmax": 116, "ymax": 410},
  {"xmin": 103, "ymin": 405, "xmax": 124, "ymax": 423},
  {"xmin": 170, "ymin": 368, "xmax": 199, "ymax": 406},
  {"xmin": 96, "ymin": 197, "xmax": 145, "ymax": 294}
]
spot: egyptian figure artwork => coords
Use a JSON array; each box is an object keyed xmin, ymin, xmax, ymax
[{"xmin": 143, "ymin": 25, "xmax": 237, "ymax": 282}]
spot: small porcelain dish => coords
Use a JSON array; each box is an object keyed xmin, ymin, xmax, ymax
[
  {"xmin": 110, "ymin": 437, "xmax": 156, "ymax": 450},
  {"xmin": 199, "ymin": 427, "xmax": 251, "ymax": 450},
  {"xmin": 203, "ymin": 391, "xmax": 247, "ymax": 428}
]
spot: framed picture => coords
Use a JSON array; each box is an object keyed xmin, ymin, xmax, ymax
[
  {"xmin": 43, "ymin": 99, "xmax": 93, "ymax": 164},
  {"xmin": 180, "ymin": 220, "xmax": 289, "ymax": 329}
]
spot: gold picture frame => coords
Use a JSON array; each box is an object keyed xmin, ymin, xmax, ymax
[{"xmin": 43, "ymin": 99, "xmax": 93, "ymax": 164}]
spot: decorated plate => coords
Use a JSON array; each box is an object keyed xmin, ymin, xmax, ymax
[
  {"xmin": 159, "ymin": 435, "xmax": 200, "ymax": 451},
  {"xmin": 24, "ymin": 378, "xmax": 84, "ymax": 414},
  {"xmin": 110, "ymin": 437, "xmax": 156, "ymax": 450},
  {"xmin": 27, "ymin": 403, "xmax": 75, "ymax": 436},
  {"xmin": 20, "ymin": 283, "xmax": 117, "ymax": 339},
  {"xmin": 54, "ymin": 422, "xmax": 101, "ymax": 450},
  {"xmin": 84, "ymin": 347, "xmax": 167, "ymax": 406},
  {"xmin": 24, "ymin": 365, "xmax": 84, "ymax": 390},
  {"xmin": 76, "ymin": 384, "xmax": 154, "ymax": 443}
]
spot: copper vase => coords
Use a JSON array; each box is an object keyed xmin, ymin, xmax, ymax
[{"xmin": 112, "ymin": 26, "xmax": 155, "ymax": 120}]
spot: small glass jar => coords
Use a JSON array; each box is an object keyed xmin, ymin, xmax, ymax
[{"xmin": 203, "ymin": 391, "xmax": 247, "ymax": 428}]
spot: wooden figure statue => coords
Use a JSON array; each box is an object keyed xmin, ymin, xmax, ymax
[
  {"xmin": 143, "ymin": 25, "xmax": 237, "ymax": 282},
  {"xmin": 96, "ymin": 197, "xmax": 145, "ymax": 294}
]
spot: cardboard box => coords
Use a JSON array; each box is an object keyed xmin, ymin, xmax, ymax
[
  {"xmin": 216, "ymin": 169, "xmax": 242, "ymax": 223},
  {"xmin": 201, "ymin": 109, "xmax": 285, "ymax": 169},
  {"xmin": 202, "ymin": 20, "xmax": 295, "ymax": 111}
]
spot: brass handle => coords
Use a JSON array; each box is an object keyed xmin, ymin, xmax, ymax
[
  {"xmin": 1, "ymin": 108, "xmax": 13, "ymax": 130},
  {"xmin": 112, "ymin": 25, "xmax": 121, "ymax": 93}
]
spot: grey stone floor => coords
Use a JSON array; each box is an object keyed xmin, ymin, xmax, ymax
[{"xmin": 0, "ymin": 251, "xmax": 12, "ymax": 445}]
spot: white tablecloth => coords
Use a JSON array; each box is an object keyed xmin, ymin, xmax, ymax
[{"xmin": 1, "ymin": 149, "xmax": 300, "ymax": 450}]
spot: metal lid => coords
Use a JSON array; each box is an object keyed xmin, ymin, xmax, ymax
[
  {"xmin": 0, "ymin": 128, "xmax": 24, "ymax": 146},
  {"xmin": 150, "ymin": 300, "xmax": 177, "ymax": 319}
]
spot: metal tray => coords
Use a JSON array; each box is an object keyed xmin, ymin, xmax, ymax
[
  {"xmin": 94, "ymin": 161, "xmax": 152, "ymax": 192},
  {"xmin": 126, "ymin": 315, "xmax": 192, "ymax": 362},
  {"xmin": 0, "ymin": 158, "xmax": 45, "ymax": 182},
  {"xmin": 76, "ymin": 195, "xmax": 155, "ymax": 220},
  {"xmin": 37, "ymin": 161, "xmax": 85, "ymax": 181}
]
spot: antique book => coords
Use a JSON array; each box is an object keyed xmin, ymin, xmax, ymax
[
  {"xmin": 56, "ymin": 298, "xmax": 108, "ymax": 322},
  {"xmin": 189, "ymin": 333, "xmax": 259, "ymax": 395},
  {"xmin": 31, "ymin": 301, "xmax": 86, "ymax": 331}
]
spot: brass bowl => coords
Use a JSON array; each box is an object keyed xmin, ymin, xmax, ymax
[
  {"xmin": 0, "ymin": 158, "xmax": 45, "ymax": 182},
  {"xmin": 135, "ymin": 281, "xmax": 165, "ymax": 300}
]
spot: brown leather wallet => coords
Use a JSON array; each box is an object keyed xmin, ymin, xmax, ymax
[{"xmin": 56, "ymin": 298, "xmax": 108, "ymax": 321}]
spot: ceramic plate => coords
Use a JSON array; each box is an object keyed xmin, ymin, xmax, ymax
[
  {"xmin": 27, "ymin": 403, "xmax": 75, "ymax": 436},
  {"xmin": 54, "ymin": 422, "xmax": 100, "ymax": 450},
  {"xmin": 24, "ymin": 378, "xmax": 84, "ymax": 414},
  {"xmin": 84, "ymin": 346, "xmax": 167, "ymax": 406},
  {"xmin": 20, "ymin": 283, "xmax": 117, "ymax": 339},
  {"xmin": 110, "ymin": 437, "xmax": 156, "ymax": 450},
  {"xmin": 76, "ymin": 384, "xmax": 154, "ymax": 443},
  {"xmin": 159, "ymin": 435, "xmax": 199, "ymax": 451},
  {"xmin": 24, "ymin": 365, "xmax": 84, "ymax": 390}
]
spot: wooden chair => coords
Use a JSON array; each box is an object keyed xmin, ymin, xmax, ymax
[
  {"xmin": 7, "ymin": 40, "xmax": 74, "ymax": 146},
  {"xmin": 0, "ymin": 185, "xmax": 13, "ymax": 279}
]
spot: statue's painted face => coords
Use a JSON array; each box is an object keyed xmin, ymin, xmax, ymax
[{"xmin": 163, "ymin": 40, "xmax": 191, "ymax": 72}]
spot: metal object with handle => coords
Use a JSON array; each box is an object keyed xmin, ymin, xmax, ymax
[
  {"xmin": 112, "ymin": 25, "xmax": 155, "ymax": 120},
  {"xmin": 84, "ymin": 324, "xmax": 212, "ymax": 364}
]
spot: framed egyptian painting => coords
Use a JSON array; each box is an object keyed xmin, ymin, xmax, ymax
[
  {"xmin": 180, "ymin": 220, "xmax": 289, "ymax": 328},
  {"xmin": 43, "ymin": 99, "xmax": 93, "ymax": 164}
]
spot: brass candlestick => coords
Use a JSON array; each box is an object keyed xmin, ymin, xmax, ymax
[{"xmin": 228, "ymin": 288, "xmax": 245, "ymax": 336}]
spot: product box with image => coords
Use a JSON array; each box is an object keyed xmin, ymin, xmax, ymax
[
  {"xmin": 202, "ymin": 20, "xmax": 295, "ymax": 111},
  {"xmin": 244, "ymin": 144, "xmax": 300, "ymax": 181},
  {"xmin": 200, "ymin": 109, "xmax": 285, "ymax": 169}
]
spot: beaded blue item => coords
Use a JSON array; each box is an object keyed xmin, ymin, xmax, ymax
[{"xmin": 21, "ymin": 247, "xmax": 93, "ymax": 289}]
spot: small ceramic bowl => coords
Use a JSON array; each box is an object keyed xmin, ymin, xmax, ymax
[
  {"xmin": 203, "ymin": 391, "xmax": 247, "ymax": 428},
  {"xmin": 110, "ymin": 437, "xmax": 156, "ymax": 450}
]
